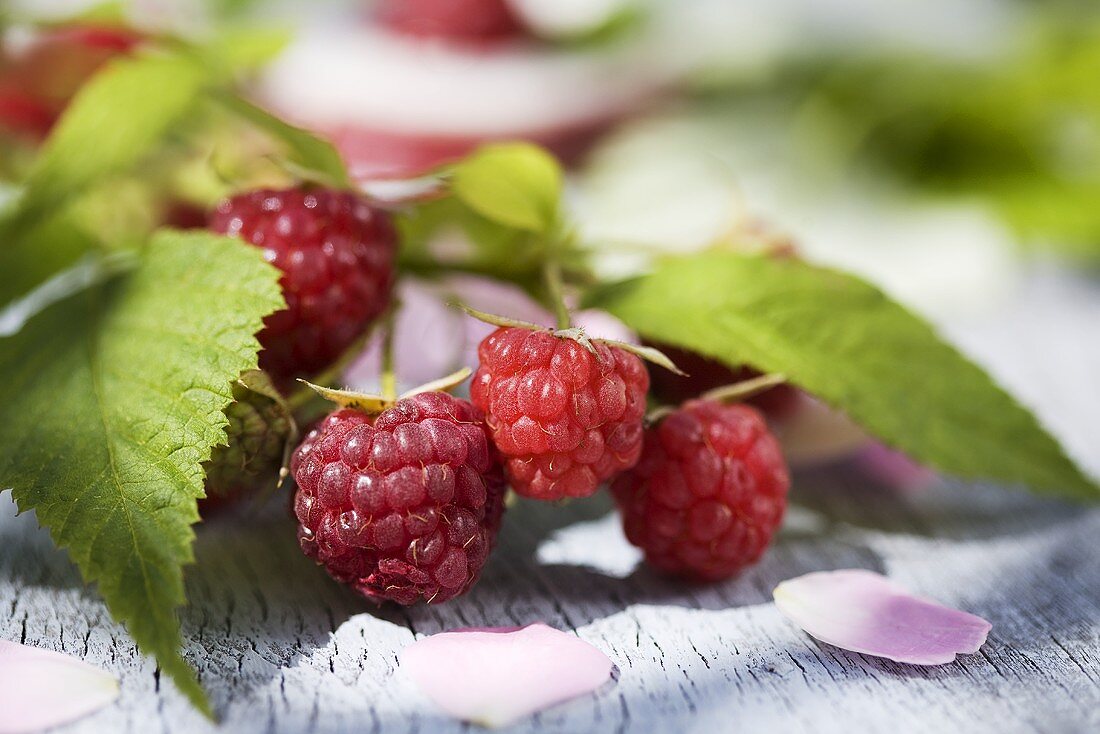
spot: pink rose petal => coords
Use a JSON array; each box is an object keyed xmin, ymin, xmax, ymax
[
  {"xmin": 0, "ymin": 640, "xmax": 119, "ymax": 734},
  {"xmin": 401, "ymin": 624, "xmax": 613, "ymax": 727},
  {"xmin": 774, "ymin": 570, "xmax": 992, "ymax": 665}
]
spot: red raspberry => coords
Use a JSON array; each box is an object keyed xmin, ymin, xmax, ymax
[
  {"xmin": 612, "ymin": 400, "xmax": 789, "ymax": 581},
  {"xmin": 210, "ymin": 188, "xmax": 396, "ymax": 385},
  {"xmin": 471, "ymin": 327, "xmax": 649, "ymax": 500},
  {"xmin": 374, "ymin": 0, "xmax": 525, "ymax": 44},
  {"xmin": 645, "ymin": 341, "xmax": 800, "ymax": 419},
  {"xmin": 291, "ymin": 392, "xmax": 505, "ymax": 605}
]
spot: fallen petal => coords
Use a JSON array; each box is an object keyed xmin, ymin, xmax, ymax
[
  {"xmin": 0, "ymin": 640, "xmax": 119, "ymax": 734},
  {"xmin": 774, "ymin": 570, "xmax": 991, "ymax": 665},
  {"xmin": 401, "ymin": 623, "xmax": 613, "ymax": 727}
]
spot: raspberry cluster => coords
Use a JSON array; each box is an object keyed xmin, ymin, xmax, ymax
[
  {"xmin": 208, "ymin": 186, "xmax": 793, "ymax": 600},
  {"xmin": 471, "ymin": 327, "xmax": 649, "ymax": 500},
  {"xmin": 291, "ymin": 392, "xmax": 505, "ymax": 605},
  {"xmin": 612, "ymin": 400, "xmax": 789, "ymax": 581},
  {"xmin": 210, "ymin": 187, "xmax": 396, "ymax": 385}
]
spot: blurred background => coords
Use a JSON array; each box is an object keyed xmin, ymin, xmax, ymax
[
  {"xmin": 5, "ymin": 0, "xmax": 1099, "ymax": 302},
  {"xmin": 3, "ymin": 0, "xmax": 1098, "ymax": 471}
]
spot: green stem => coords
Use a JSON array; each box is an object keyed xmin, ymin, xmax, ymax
[
  {"xmin": 380, "ymin": 308, "xmax": 397, "ymax": 402},
  {"xmin": 544, "ymin": 258, "xmax": 571, "ymax": 330},
  {"xmin": 700, "ymin": 373, "xmax": 787, "ymax": 403}
]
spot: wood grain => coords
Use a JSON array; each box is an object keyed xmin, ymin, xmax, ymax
[{"xmin": 2, "ymin": 266, "xmax": 1098, "ymax": 733}]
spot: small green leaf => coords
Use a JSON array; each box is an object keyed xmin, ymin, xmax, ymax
[
  {"xmin": 13, "ymin": 52, "xmax": 209, "ymax": 228},
  {"xmin": 216, "ymin": 93, "xmax": 350, "ymax": 188},
  {"xmin": 0, "ymin": 230, "xmax": 284, "ymax": 711},
  {"xmin": 451, "ymin": 143, "xmax": 563, "ymax": 233},
  {"xmin": 587, "ymin": 252, "xmax": 1097, "ymax": 500},
  {"xmin": 197, "ymin": 26, "xmax": 292, "ymax": 73}
]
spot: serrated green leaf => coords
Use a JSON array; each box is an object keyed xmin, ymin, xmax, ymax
[
  {"xmin": 451, "ymin": 143, "xmax": 563, "ymax": 233},
  {"xmin": 10, "ymin": 52, "xmax": 209, "ymax": 229},
  {"xmin": 0, "ymin": 230, "xmax": 284, "ymax": 711},
  {"xmin": 587, "ymin": 252, "xmax": 1097, "ymax": 500},
  {"xmin": 216, "ymin": 93, "xmax": 350, "ymax": 188}
]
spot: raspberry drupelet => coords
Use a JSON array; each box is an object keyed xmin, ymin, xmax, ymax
[
  {"xmin": 471, "ymin": 327, "xmax": 649, "ymax": 501},
  {"xmin": 210, "ymin": 187, "xmax": 396, "ymax": 386},
  {"xmin": 291, "ymin": 392, "xmax": 505, "ymax": 605},
  {"xmin": 612, "ymin": 400, "xmax": 789, "ymax": 581}
]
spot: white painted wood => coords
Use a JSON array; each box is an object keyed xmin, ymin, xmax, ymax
[{"xmin": 2, "ymin": 265, "xmax": 1098, "ymax": 733}]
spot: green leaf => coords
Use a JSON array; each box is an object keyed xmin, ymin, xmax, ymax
[
  {"xmin": 0, "ymin": 230, "xmax": 284, "ymax": 711},
  {"xmin": 216, "ymin": 93, "xmax": 350, "ymax": 188},
  {"xmin": 451, "ymin": 143, "xmax": 563, "ymax": 233},
  {"xmin": 197, "ymin": 26, "xmax": 292, "ymax": 73},
  {"xmin": 587, "ymin": 252, "xmax": 1097, "ymax": 500},
  {"xmin": 10, "ymin": 52, "xmax": 209, "ymax": 229}
]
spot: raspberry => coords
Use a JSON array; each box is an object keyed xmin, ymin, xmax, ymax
[
  {"xmin": 612, "ymin": 400, "xmax": 789, "ymax": 581},
  {"xmin": 202, "ymin": 381, "xmax": 292, "ymax": 509},
  {"xmin": 471, "ymin": 327, "xmax": 649, "ymax": 500},
  {"xmin": 645, "ymin": 341, "xmax": 800, "ymax": 419},
  {"xmin": 374, "ymin": 0, "xmax": 525, "ymax": 44},
  {"xmin": 210, "ymin": 188, "xmax": 396, "ymax": 385},
  {"xmin": 291, "ymin": 392, "xmax": 505, "ymax": 605}
]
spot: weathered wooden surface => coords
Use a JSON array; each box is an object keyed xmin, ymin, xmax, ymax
[{"xmin": 2, "ymin": 265, "xmax": 1099, "ymax": 734}]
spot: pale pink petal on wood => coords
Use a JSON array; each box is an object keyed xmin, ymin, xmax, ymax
[
  {"xmin": 0, "ymin": 640, "xmax": 119, "ymax": 734},
  {"xmin": 774, "ymin": 569, "xmax": 992, "ymax": 665},
  {"xmin": 400, "ymin": 624, "xmax": 613, "ymax": 727}
]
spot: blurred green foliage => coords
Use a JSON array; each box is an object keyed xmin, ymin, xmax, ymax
[{"xmin": 787, "ymin": 16, "xmax": 1100, "ymax": 263}]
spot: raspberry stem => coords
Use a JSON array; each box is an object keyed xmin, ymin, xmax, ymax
[
  {"xmin": 700, "ymin": 372, "xmax": 787, "ymax": 403},
  {"xmin": 380, "ymin": 306, "xmax": 398, "ymax": 402},
  {"xmin": 543, "ymin": 258, "xmax": 571, "ymax": 330}
]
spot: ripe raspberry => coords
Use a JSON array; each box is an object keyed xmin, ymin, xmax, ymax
[
  {"xmin": 612, "ymin": 400, "xmax": 789, "ymax": 581},
  {"xmin": 291, "ymin": 392, "xmax": 505, "ymax": 605},
  {"xmin": 202, "ymin": 381, "xmax": 292, "ymax": 509},
  {"xmin": 471, "ymin": 327, "xmax": 649, "ymax": 500},
  {"xmin": 374, "ymin": 0, "xmax": 524, "ymax": 44},
  {"xmin": 210, "ymin": 188, "xmax": 396, "ymax": 385},
  {"xmin": 644, "ymin": 341, "xmax": 800, "ymax": 419}
]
